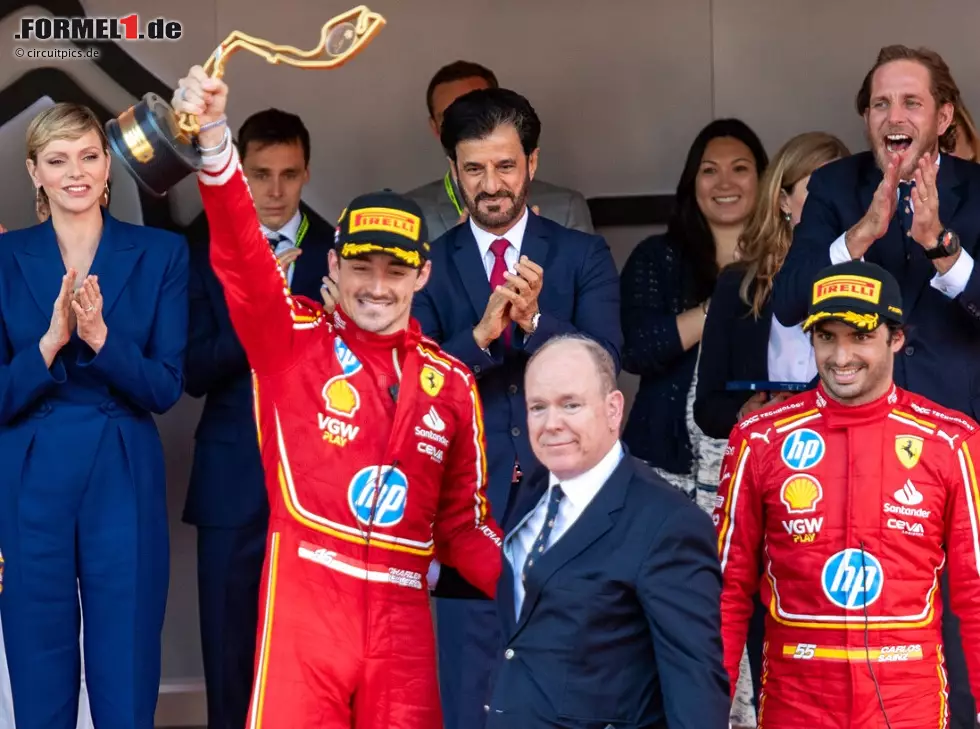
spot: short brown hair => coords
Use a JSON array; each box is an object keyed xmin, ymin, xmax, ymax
[
  {"xmin": 855, "ymin": 45, "xmax": 959, "ymax": 151},
  {"xmin": 526, "ymin": 334, "xmax": 617, "ymax": 397}
]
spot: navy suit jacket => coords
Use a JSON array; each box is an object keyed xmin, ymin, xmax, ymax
[
  {"xmin": 412, "ymin": 210, "xmax": 622, "ymax": 523},
  {"xmin": 694, "ymin": 265, "xmax": 778, "ymax": 440},
  {"xmin": 0, "ymin": 212, "xmax": 187, "ymax": 423},
  {"xmin": 182, "ymin": 204, "xmax": 334, "ymax": 528},
  {"xmin": 772, "ymin": 151, "xmax": 980, "ymax": 419},
  {"xmin": 486, "ymin": 451, "xmax": 730, "ymax": 729}
]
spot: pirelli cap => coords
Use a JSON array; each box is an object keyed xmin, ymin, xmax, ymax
[
  {"xmin": 334, "ymin": 190, "xmax": 430, "ymax": 268},
  {"xmin": 802, "ymin": 260, "xmax": 904, "ymax": 332}
]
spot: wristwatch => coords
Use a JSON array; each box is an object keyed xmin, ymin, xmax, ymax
[{"xmin": 925, "ymin": 228, "xmax": 961, "ymax": 259}]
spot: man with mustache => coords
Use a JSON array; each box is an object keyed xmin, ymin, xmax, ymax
[
  {"xmin": 771, "ymin": 44, "xmax": 980, "ymax": 728},
  {"xmin": 405, "ymin": 60, "xmax": 593, "ymax": 239},
  {"xmin": 411, "ymin": 87, "xmax": 621, "ymax": 729},
  {"xmin": 718, "ymin": 260, "xmax": 980, "ymax": 728}
]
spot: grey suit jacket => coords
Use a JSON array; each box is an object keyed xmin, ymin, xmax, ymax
[{"xmin": 404, "ymin": 174, "xmax": 594, "ymax": 240}]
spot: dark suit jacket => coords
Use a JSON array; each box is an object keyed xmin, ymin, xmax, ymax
[
  {"xmin": 694, "ymin": 265, "xmax": 775, "ymax": 440},
  {"xmin": 620, "ymin": 234, "xmax": 704, "ymax": 472},
  {"xmin": 485, "ymin": 450, "xmax": 730, "ymax": 729},
  {"xmin": 412, "ymin": 209, "xmax": 622, "ymax": 523},
  {"xmin": 771, "ymin": 151, "xmax": 980, "ymax": 419},
  {"xmin": 182, "ymin": 203, "xmax": 334, "ymax": 528}
]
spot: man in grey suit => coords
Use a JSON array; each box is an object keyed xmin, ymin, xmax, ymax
[{"xmin": 405, "ymin": 60, "xmax": 594, "ymax": 238}]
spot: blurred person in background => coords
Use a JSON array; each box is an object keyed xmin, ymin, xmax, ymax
[
  {"xmin": 692, "ymin": 130, "xmax": 850, "ymax": 727},
  {"xmin": 0, "ymin": 102, "xmax": 188, "ymax": 729},
  {"xmin": 405, "ymin": 60, "xmax": 593, "ymax": 239},
  {"xmin": 942, "ymin": 101, "xmax": 980, "ymax": 162}
]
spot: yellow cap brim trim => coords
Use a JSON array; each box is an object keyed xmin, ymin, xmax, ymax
[
  {"xmin": 340, "ymin": 242, "xmax": 422, "ymax": 268},
  {"xmin": 802, "ymin": 310, "xmax": 880, "ymax": 332}
]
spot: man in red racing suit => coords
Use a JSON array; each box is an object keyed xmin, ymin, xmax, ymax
[
  {"xmin": 714, "ymin": 260, "xmax": 980, "ymax": 728},
  {"xmin": 178, "ymin": 68, "xmax": 503, "ymax": 729}
]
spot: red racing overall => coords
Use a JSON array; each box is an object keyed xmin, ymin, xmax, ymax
[
  {"xmin": 715, "ymin": 384, "xmax": 980, "ymax": 728},
  {"xmin": 197, "ymin": 144, "xmax": 502, "ymax": 729}
]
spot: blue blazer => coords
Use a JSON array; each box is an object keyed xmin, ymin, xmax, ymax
[
  {"xmin": 412, "ymin": 210, "xmax": 622, "ymax": 521},
  {"xmin": 772, "ymin": 151, "xmax": 980, "ymax": 419},
  {"xmin": 486, "ymin": 450, "xmax": 730, "ymax": 729},
  {"xmin": 182, "ymin": 206, "xmax": 334, "ymax": 527},
  {"xmin": 0, "ymin": 212, "xmax": 187, "ymax": 425}
]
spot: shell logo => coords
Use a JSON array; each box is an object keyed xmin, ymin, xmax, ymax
[
  {"xmin": 780, "ymin": 475, "xmax": 823, "ymax": 514},
  {"xmin": 323, "ymin": 376, "xmax": 361, "ymax": 418}
]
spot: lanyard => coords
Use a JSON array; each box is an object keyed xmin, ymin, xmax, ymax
[
  {"xmin": 294, "ymin": 213, "xmax": 309, "ymax": 247},
  {"xmin": 443, "ymin": 172, "xmax": 463, "ymax": 216}
]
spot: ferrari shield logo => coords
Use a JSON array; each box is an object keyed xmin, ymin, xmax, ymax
[
  {"xmin": 420, "ymin": 366, "xmax": 444, "ymax": 397},
  {"xmin": 895, "ymin": 436, "xmax": 924, "ymax": 469}
]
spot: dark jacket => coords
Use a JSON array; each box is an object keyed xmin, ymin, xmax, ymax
[{"xmin": 620, "ymin": 234, "xmax": 702, "ymax": 472}]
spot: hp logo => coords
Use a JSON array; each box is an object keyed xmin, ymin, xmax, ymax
[
  {"xmin": 334, "ymin": 337, "xmax": 363, "ymax": 376},
  {"xmin": 821, "ymin": 549, "xmax": 884, "ymax": 610},
  {"xmin": 348, "ymin": 466, "xmax": 409, "ymax": 527},
  {"xmin": 781, "ymin": 429, "xmax": 826, "ymax": 470}
]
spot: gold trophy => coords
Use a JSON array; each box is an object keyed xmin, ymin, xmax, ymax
[{"xmin": 105, "ymin": 5, "xmax": 385, "ymax": 197}]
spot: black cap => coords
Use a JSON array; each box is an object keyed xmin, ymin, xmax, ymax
[
  {"xmin": 334, "ymin": 191, "xmax": 430, "ymax": 268},
  {"xmin": 802, "ymin": 260, "xmax": 904, "ymax": 332}
]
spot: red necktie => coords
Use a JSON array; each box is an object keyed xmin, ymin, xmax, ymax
[{"xmin": 489, "ymin": 238, "xmax": 511, "ymax": 346}]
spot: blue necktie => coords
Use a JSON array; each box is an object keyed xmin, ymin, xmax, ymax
[
  {"xmin": 267, "ymin": 233, "xmax": 282, "ymax": 249},
  {"xmin": 521, "ymin": 485, "xmax": 564, "ymax": 582}
]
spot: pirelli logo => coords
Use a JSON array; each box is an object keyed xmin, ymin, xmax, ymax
[
  {"xmin": 348, "ymin": 207, "xmax": 421, "ymax": 241},
  {"xmin": 812, "ymin": 275, "xmax": 881, "ymax": 305}
]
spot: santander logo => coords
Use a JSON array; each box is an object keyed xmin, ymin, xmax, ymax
[
  {"xmin": 423, "ymin": 406, "xmax": 445, "ymax": 432},
  {"xmin": 894, "ymin": 480, "xmax": 923, "ymax": 507}
]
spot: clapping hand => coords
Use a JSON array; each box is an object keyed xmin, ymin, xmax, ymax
[
  {"xmin": 503, "ymin": 255, "xmax": 543, "ymax": 333},
  {"xmin": 71, "ymin": 276, "xmax": 107, "ymax": 353},
  {"xmin": 909, "ymin": 154, "xmax": 943, "ymax": 249}
]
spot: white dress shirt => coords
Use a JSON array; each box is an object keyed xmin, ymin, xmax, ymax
[
  {"xmin": 767, "ymin": 319, "xmax": 817, "ymax": 383},
  {"xmin": 469, "ymin": 206, "xmax": 529, "ymax": 281},
  {"xmin": 827, "ymin": 154, "xmax": 974, "ymax": 299},
  {"xmin": 262, "ymin": 209, "xmax": 303, "ymax": 288},
  {"xmin": 506, "ymin": 440, "xmax": 625, "ymax": 618}
]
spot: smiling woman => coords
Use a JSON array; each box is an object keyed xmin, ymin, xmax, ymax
[{"xmin": 0, "ymin": 101, "xmax": 189, "ymax": 729}]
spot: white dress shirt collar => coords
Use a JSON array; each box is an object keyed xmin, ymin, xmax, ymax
[
  {"xmin": 261, "ymin": 208, "xmax": 302, "ymax": 245},
  {"xmin": 547, "ymin": 439, "xmax": 624, "ymax": 511},
  {"xmin": 469, "ymin": 205, "xmax": 529, "ymax": 262}
]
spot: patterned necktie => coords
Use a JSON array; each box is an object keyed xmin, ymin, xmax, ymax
[
  {"xmin": 521, "ymin": 484, "xmax": 564, "ymax": 583},
  {"xmin": 488, "ymin": 238, "xmax": 512, "ymax": 346},
  {"xmin": 897, "ymin": 181, "xmax": 914, "ymax": 238}
]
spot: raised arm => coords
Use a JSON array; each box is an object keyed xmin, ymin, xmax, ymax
[
  {"xmin": 432, "ymin": 370, "xmax": 503, "ymax": 598},
  {"xmin": 175, "ymin": 65, "xmax": 315, "ymax": 375}
]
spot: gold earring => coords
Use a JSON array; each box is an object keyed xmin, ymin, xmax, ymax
[
  {"xmin": 102, "ymin": 182, "xmax": 109, "ymax": 207},
  {"xmin": 34, "ymin": 186, "xmax": 47, "ymax": 222}
]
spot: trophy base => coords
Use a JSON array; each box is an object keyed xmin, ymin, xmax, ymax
[{"xmin": 105, "ymin": 93, "xmax": 203, "ymax": 198}]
